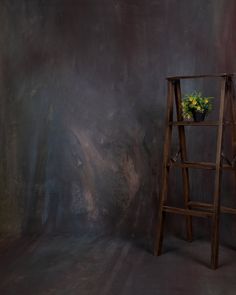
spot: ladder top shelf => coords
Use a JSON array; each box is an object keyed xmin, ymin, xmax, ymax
[{"xmin": 166, "ymin": 73, "xmax": 236, "ymax": 80}]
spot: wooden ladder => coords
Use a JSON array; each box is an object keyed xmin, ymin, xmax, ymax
[{"xmin": 154, "ymin": 73, "xmax": 236, "ymax": 269}]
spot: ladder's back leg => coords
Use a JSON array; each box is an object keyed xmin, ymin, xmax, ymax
[
  {"xmin": 154, "ymin": 80, "xmax": 174, "ymax": 256},
  {"xmin": 211, "ymin": 76, "xmax": 227, "ymax": 269}
]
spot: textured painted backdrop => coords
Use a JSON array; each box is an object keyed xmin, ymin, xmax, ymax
[{"xmin": 0, "ymin": 0, "xmax": 236, "ymax": 244}]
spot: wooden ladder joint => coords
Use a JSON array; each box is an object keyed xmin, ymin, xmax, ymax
[
  {"xmin": 221, "ymin": 152, "xmax": 232, "ymax": 166},
  {"xmin": 170, "ymin": 150, "xmax": 181, "ymax": 163}
]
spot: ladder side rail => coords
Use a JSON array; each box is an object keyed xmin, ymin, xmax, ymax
[
  {"xmin": 174, "ymin": 80, "xmax": 193, "ymax": 241},
  {"xmin": 211, "ymin": 76, "xmax": 227, "ymax": 269},
  {"xmin": 154, "ymin": 80, "xmax": 175, "ymax": 256}
]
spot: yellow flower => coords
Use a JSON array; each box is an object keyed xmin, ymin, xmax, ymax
[
  {"xmin": 192, "ymin": 99, "xmax": 197, "ymax": 105},
  {"xmin": 189, "ymin": 97, "xmax": 193, "ymax": 101},
  {"xmin": 204, "ymin": 99, "xmax": 209, "ymax": 103},
  {"xmin": 197, "ymin": 106, "xmax": 201, "ymax": 111}
]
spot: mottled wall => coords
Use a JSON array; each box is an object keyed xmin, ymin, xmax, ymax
[{"xmin": 0, "ymin": 0, "xmax": 236, "ymax": 242}]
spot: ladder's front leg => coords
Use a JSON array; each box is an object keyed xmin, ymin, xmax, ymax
[
  {"xmin": 154, "ymin": 166, "xmax": 169, "ymax": 256},
  {"xmin": 154, "ymin": 80, "xmax": 174, "ymax": 256},
  {"xmin": 174, "ymin": 80, "xmax": 193, "ymax": 242}
]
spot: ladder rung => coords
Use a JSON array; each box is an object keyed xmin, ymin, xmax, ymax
[
  {"xmin": 221, "ymin": 207, "xmax": 236, "ymax": 214},
  {"xmin": 163, "ymin": 206, "xmax": 213, "ymax": 218},
  {"xmin": 224, "ymin": 121, "xmax": 236, "ymax": 125},
  {"xmin": 189, "ymin": 201, "xmax": 236, "ymax": 215},
  {"xmin": 170, "ymin": 121, "xmax": 219, "ymax": 126},
  {"xmin": 169, "ymin": 161, "xmax": 234, "ymax": 170}
]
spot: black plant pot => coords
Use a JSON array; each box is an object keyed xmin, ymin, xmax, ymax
[{"xmin": 192, "ymin": 110, "xmax": 206, "ymax": 122}]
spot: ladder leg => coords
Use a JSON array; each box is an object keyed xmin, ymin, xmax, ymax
[
  {"xmin": 154, "ymin": 203, "xmax": 166, "ymax": 256},
  {"xmin": 211, "ymin": 76, "xmax": 227, "ymax": 269},
  {"xmin": 154, "ymin": 80, "xmax": 174, "ymax": 255},
  {"xmin": 174, "ymin": 80, "xmax": 193, "ymax": 241},
  {"xmin": 228, "ymin": 77, "xmax": 236, "ymax": 175}
]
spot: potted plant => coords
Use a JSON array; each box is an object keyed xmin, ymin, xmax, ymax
[{"xmin": 182, "ymin": 91, "xmax": 213, "ymax": 122}]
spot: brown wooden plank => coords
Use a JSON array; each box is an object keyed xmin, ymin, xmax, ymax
[
  {"xmin": 174, "ymin": 80, "xmax": 192, "ymax": 241},
  {"xmin": 163, "ymin": 206, "xmax": 213, "ymax": 218},
  {"xmin": 154, "ymin": 80, "xmax": 174, "ymax": 256},
  {"xmin": 211, "ymin": 76, "xmax": 227, "ymax": 269}
]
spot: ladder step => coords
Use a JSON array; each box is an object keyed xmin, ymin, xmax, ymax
[
  {"xmin": 189, "ymin": 201, "xmax": 236, "ymax": 215},
  {"xmin": 170, "ymin": 121, "xmax": 219, "ymax": 126},
  {"xmin": 169, "ymin": 161, "xmax": 234, "ymax": 170},
  {"xmin": 163, "ymin": 206, "xmax": 213, "ymax": 218}
]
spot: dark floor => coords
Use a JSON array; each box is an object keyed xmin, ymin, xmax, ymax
[{"xmin": 0, "ymin": 234, "xmax": 236, "ymax": 295}]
